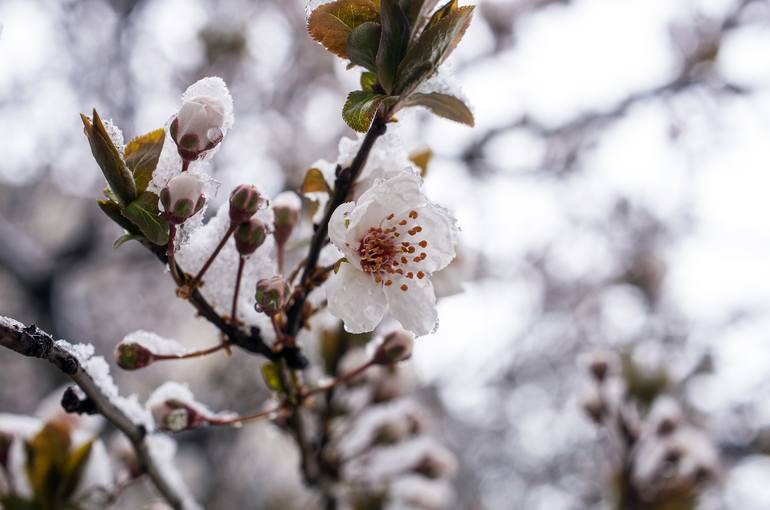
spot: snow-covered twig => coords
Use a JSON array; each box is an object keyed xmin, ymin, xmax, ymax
[{"xmin": 0, "ymin": 316, "xmax": 198, "ymax": 510}]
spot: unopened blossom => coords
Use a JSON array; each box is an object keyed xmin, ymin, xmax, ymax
[
  {"xmin": 229, "ymin": 184, "xmax": 265, "ymax": 225},
  {"xmin": 272, "ymin": 191, "xmax": 301, "ymax": 246},
  {"xmin": 234, "ymin": 218, "xmax": 268, "ymax": 256},
  {"xmin": 170, "ymin": 77, "xmax": 234, "ymax": 161},
  {"xmin": 160, "ymin": 174, "xmax": 205, "ymax": 224},
  {"xmin": 326, "ymin": 172, "xmax": 457, "ymax": 335},
  {"xmin": 255, "ymin": 276, "xmax": 290, "ymax": 316},
  {"xmin": 373, "ymin": 330, "xmax": 415, "ymax": 365}
]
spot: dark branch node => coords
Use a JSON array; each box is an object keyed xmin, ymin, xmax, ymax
[{"xmin": 61, "ymin": 386, "xmax": 99, "ymax": 415}]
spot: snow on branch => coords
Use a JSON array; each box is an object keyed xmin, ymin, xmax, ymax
[{"xmin": 0, "ymin": 315, "xmax": 200, "ymax": 510}]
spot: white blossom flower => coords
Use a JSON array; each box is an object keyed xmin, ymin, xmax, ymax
[
  {"xmin": 170, "ymin": 77, "xmax": 234, "ymax": 161},
  {"xmin": 326, "ymin": 172, "xmax": 457, "ymax": 335}
]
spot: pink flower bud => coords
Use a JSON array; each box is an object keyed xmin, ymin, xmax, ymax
[
  {"xmin": 170, "ymin": 96, "xmax": 226, "ymax": 161},
  {"xmin": 255, "ymin": 276, "xmax": 290, "ymax": 316},
  {"xmin": 272, "ymin": 192, "xmax": 300, "ymax": 246},
  {"xmin": 373, "ymin": 330, "xmax": 414, "ymax": 365},
  {"xmin": 115, "ymin": 342, "xmax": 155, "ymax": 370},
  {"xmin": 234, "ymin": 218, "xmax": 268, "ymax": 256},
  {"xmin": 160, "ymin": 174, "xmax": 206, "ymax": 224},
  {"xmin": 229, "ymin": 184, "xmax": 265, "ymax": 225}
]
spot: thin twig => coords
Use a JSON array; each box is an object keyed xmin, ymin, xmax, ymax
[
  {"xmin": 302, "ymin": 359, "xmax": 375, "ymax": 399},
  {"xmin": 187, "ymin": 224, "xmax": 237, "ymax": 291},
  {"xmin": 0, "ymin": 317, "xmax": 194, "ymax": 510}
]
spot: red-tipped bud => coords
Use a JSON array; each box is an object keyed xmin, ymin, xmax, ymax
[
  {"xmin": 234, "ymin": 218, "xmax": 268, "ymax": 256},
  {"xmin": 170, "ymin": 96, "xmax": 226, "ymax": 161},
  {"xmin": 271, "ymin": 192, "xmax": 300, "ymax": 246},
  {"xmin": 160, "ymin": 174, "xmax": 205, "ymax": 224},
  {"xmin": 229, "ymin": 184, "xmax": 265, "ymax": 225},
  {"xmin": 373, "ymin": 330, "xmax": 414, "ymax": 365},
  {"xmin": 150, "ymin": 399, "xmax": 202, "ymax": 432},
  {"xmin": 255, "ymin": 276, "xmax": 290, "ymax": 316},
  {"xmin": 115, "ymin": 342, "xmax": 154, "ymax": 370}
]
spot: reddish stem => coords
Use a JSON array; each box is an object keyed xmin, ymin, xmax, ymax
[{"xmin": 188, "ymin": 224, "xmax": 237, "ymax": 290}]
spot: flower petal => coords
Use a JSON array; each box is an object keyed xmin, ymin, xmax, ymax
[
  {"xmin": 329, "ymin": 202, "xmax": 358, "ymax": 261},
  {"xmin": 327, "ymin": 262, "xmax": 387, "ymax": 334},
  {"xmin": 384, "ymin": 275, "xmax": 438, "ymax": 336},
  {"xmin": 404, "ymin": 202, "xmax": 458, "ymax": 273}
]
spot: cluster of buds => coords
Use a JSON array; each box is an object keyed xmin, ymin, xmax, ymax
[
  {"xmin": 229, "ymin": 184, "xmax": 268, "ymax": 257},
  {"xmin": 255, "ymin": 276, "xmax": 290, "ymax": 317},
  {"xmin": 325, "ymin": 344, "xmax": 457, "ymax": 509}
]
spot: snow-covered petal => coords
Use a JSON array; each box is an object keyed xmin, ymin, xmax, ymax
[
  {"xmin": 327, "ymin": 262, "xmax": 387, "ymax": 334},
  {"xmin": 384, "ymin": 275, "xmax": 438, "ymax": 336}
]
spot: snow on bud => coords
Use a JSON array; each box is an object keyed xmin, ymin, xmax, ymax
[
  {"xmin": 169, "ymin": 77, "xmax": 234, "ymax": 161},
  {"xmin": 234, "ymin": 218, "xmax": 268, "ymax": 256},
  {"xmin": 160, "ymin": 174, "xmax": 206, "ymax": 224},
  {"xmin": 150, "ymin": 400, "xmax": 199, "ymax": 432},
  {"xmin": 229, "ymin": 184, "xmax": 265, "ymax": 225},
  {"xmin": 115, "ymin": 342, "xmax": 154, "ymax": 370},
  {"xmin": 373, "ymin": 330, "xmax": 414, "ymax": 365},
  {"xmin": 171, "ymin": 96, "xmax": 226, "ymax": 161},
  {"xmin": 255, "ymin": 276, "xmax": 290, "ymax": 316},
  {"xmin": 146, "ymin": 382, "xmax": 234, "ymax": 432},
  {"xmin": 271, "ymin": 191, "xmax": 301, "ymax": 246}
]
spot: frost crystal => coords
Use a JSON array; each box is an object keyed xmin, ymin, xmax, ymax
[
  {"xmin": 102, "ymin": 118, "xmax": 125, "ymax": 155},
  {"xmin": 176, "ymin": 203, "xmax": 276, "ymax": 332}
]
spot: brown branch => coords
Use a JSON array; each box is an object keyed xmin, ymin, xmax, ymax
[
  {"xmin": 145, "ymin": 241, "xmax": 280, "ymax": 362},
  {"xmin": 0, "ymin": 316, "xmax": 194, "ymax": 510},
  {"xmin": 284, "ymin": 116, "xmax": 388, "ymax": 339}
]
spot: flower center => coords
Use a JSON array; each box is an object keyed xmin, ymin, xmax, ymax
[
  {"xmin": 355, "ymin": 210, "xmax": 430, "ymax": 292},
  {"xmin": 358, "ymin": 226, "xmax": 398, "ymax": 276}
]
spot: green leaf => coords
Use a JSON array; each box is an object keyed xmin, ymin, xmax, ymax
[
  {"xmin": 81, "ymin": 110, "xmax": 136, "ymax": 205},
  {"xmin": 394, "ymin": 5, "xmax": 474, "ymax": 94},
  {"xmin": 342, "ymin": 91, "xmax": 387, "ymax": 132},
  {"xmin": 403, "ymin": 92, "xmax": 474, "ymax": 126},
  {"xmin": 61, "ymin": 439, "xmax": 93, "ymax": 499},
  {"xmin": 113, "ymin": 233, "xmax": 145, "ymax": 249},
  {"xmin": 25, "ymin": 422, "xmax": 71, "ymax": 506},
  {"xmin": 302, "ymin": 167, "xmax": 332, "ymax": 196},
  {"xmin": 376, "ymin": 0, "xmax": 410, "ymax": 94},
  {"xmin": 347, "ymin": 22, "xmax": 381, "ymax": 72},
  {"xmin": 307, "ymin": 0, "xmax": 380, "ymax": 59},
  {"xmin": 360, "ymin": 71, "xmax": 379, "ymax": 92},
  {"xmin": 423, "ymin": 0, "xmax": 456, "ymax": 32},
  {"xmin": 120, "ymin": 192, "xmax": 169, "ymax": 246},
  {"xmin": 261, "ymin": 363, "xmax": 286, "ymax": 394},
  {"xmin": 401, "ymin": 0, "xmax": 439, "ymax": 29},
  {"xmin": 124, "ymin": 128, "xmax": 165, "ymax": 193}
]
